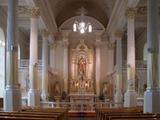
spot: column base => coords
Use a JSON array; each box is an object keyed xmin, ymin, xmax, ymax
[
  {"xmin": 114, "ymin": 92, "xmax": 123, "ymax": 107},
  {"xmin": 124, "ymin": 90, "xmax": 137, "ymax": 107},
  {"xmin": 144, "ymin": 88, "xmax": 160, "ymax": 113},
  {"xmin": 28, "ymin": 89, "xmax": 40, "ymax": 107},
  {"xmin": 4, "ymin": 85, "xmax": 21, "ymax": 112},
  {"xmin": 41, "ymin": 91, "xmax": 48, "ymax": 101}
]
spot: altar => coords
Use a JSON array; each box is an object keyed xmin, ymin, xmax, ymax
[
  {"xmin": 69, "ymin": 39, "xmax": 94, "ymax": 93},
  {"xmin": 68, "ymin": 40, "xmax": 95, "ymax": 111},
  {"xmin": 69, "ymin": 94, "xmax": 95, "ymax": 111}
]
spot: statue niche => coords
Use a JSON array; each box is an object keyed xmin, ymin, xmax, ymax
[
  {"xmin": 70, "ymin": 39, "xmax": 94, "ymax": 94},
  {"xmin": 78, "ymin": 56, "xmax": 86, "ymax": 76}
]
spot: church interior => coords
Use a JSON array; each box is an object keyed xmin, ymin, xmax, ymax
[{"xmin": 0, "ymin": 0, "xmax": 160, "ymax": 119}]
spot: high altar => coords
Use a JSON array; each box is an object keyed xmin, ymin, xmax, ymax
[{"xmin": 69, "ymin": 39, "xmax": 95, "ymax": 110}]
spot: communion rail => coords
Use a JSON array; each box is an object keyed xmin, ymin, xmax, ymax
[{"xmin": 40, "ymin": 101, "xmax": 123, "ymax": 112}]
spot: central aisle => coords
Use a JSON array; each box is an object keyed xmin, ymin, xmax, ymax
[{"xmin": 68, "ymin": 111, "xmax": 96, "ymax": 120}]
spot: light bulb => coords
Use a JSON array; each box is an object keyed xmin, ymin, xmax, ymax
[
  {"xmin": 80, "ymin": 28, "xmax": 85, "ymax": 34},
  {"xmin": 88, "ymin": 24, "xmax": 92, "ymax": 32},
  {"xmin": 73, "ymin": 23, "xmax": 77, "ymax": 32},
  {"xmin": 80, "ymin": 22, "xmax": 85, "ymax": 28}
]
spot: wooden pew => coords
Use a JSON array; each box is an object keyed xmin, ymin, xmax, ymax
[
  {"xmin": 0, "ymin": 108, "xmax": 68, "ymax": 120},
  {"xmin": 96, "ymin": 107, "xmax": 143, "ymax": 120},
  {"xmin": 0, "ymin": 112, "xmax": 58, "ymax": 120},
  {"xmin": 0, "ymin": 116, "xmax": 55, "ymax": 120},
  {"xmin": 109, "ymin": 114, "xmax": 160, "ymax": 120},
  {"xmin": 96, "ymin": 107, "xmax": 160, "ymax": 120},
  {"xmin": 22, "ymin": 108, "xmax": 68, "ymax": 120}
]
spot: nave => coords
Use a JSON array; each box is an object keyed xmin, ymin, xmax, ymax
[{"xmin": 0, "ymin": 0, "xmax": 160, "ymax": 119}]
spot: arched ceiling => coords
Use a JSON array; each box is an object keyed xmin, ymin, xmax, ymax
[{"xmin": 48, "ymin": 0, "xmax": 116, "ymax": 28}]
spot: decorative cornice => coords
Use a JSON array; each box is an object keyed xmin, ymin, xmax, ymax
[
  {"xmin": 63, "ymin": 40, "xmax": 69, "ymax": 47},
  {"xmin": 50, "ymin": 43, "xmax": 57, "ymax": 49},
  {"xmin": 126, "ymin": 8, "xmax": 137, "ymax": 19},
  {"xmin": 18, "ymin": 6, "xmax": 30, "ymax": 15},
  {"xmin": 95, "ymin": 40, "xmax": 102, "ymax": 47},
  {"xmin": 107, "ymin": 41, "xmax": 115, "ymax": 50}
]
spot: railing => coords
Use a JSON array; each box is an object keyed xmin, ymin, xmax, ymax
[
  {"xmin": 19, "ymin": 59, "xmax": 147, "ymax": 69},
  {"xmin": 40, "ymin": 101, "xmax": 123, "ymax": 112},
  {"xmin": 122, "ymin": 60, "xmax": 147, "ymax": 68},
  {"xmin": 18, "ymin": 59, "xmax": 42, "ymax": 68}
]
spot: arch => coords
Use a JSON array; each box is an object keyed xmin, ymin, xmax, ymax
[
  {"xmin": 59, "ymin": 16, "xmax": 105, "ymax": 31},
  {"xmin": 55, "ymin": 0, "xmax": 108, "ymax": 27},
  {"xmin": 0, "ymin": 27, "xmax": 5, "ymax": 97},
  {"xmin": 143, "ymin": 43, "xmax": 147, "ymax": 61}
]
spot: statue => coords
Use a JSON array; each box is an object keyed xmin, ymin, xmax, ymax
[
  {"xmin": 53, "ymin": 81, "xmax": 61, "ymax": 96},
  {"xmin": 102, "ymin": 83, "xmax": 109, "ymax": 96},
  {"xmin": 78, "ymin": 56, "xmax": 86, "ymax": 75}
]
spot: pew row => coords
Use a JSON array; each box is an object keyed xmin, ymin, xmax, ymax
[{"xmin": 0, "ymin": 108, "xmax": 68, "ymax": 120}]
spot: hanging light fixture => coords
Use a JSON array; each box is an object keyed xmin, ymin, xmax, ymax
[{"xmin": 73, "ymin": 7, "xmax": 92, "ymax": 34}]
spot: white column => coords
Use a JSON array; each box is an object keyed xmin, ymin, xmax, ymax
[
  {"xmin": 50, "ymin": 43, "xmax": 56, "ymax": 71},
  {"xmin": 63, "ymin": 33, "xmax": 69, "ymax": 93},
  {"xmin": 144, "ymin": 0, "xmax": 160, "ymax": 113},
  {"xmin": 95, "ymin": 33, "xmax": 101, "ymax": 96},
  {"xmin": 4, "ymin": 0, "xmax": 21, "ymax": 112},
  {"xmin": 107, "ymin": 38, "xmax": 115, "ymax": 74},
  {"xmin": 124, "ymin": 8, "xmax": 137, "ymax": 107},
  {"xmin": 114, "ymin": 30, "xmax": 123, "ymax": 107},
  {"xmin": 41, "ymin": 30, "xmax": 49, "ymax": 101},
  {"xmin": 28, "ymin": 8, "xmax": 40, "ymax": 107}
]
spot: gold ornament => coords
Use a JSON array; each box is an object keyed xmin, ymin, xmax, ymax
[
  {"xmin": 30, "ymin": 7, "xmax": 40, "ymax": 18},
  {"xmin": 126, "ymin": 8, "xmax": 137, "ymax": 19}
]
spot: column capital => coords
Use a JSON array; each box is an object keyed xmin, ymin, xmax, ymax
[
  {"xmin": 63, "ymin": 40, "xmax": 69, "ymax": 47},
  {"xmin": 126, "ymin": 8, "xmax": 137, "ymax": 19},
  {"xmin": 42, "ymin": 29, "xmax": 50, "ymax": 38},
  {"xmin": 50, "ymin": 43, "xmax": 57, "ymax": 49},
  {"xmin": 95, "ymin": 40, "xmax": 102, "ymax": 47},
  {"xmin": 107, "ymin": 41, "xmax": 115, "ymax": 50},
  {"xmin": 115, "ymin": 30, "xmax": 123, "ymax": 38},
  {"xmin": 30, "ymin": 7, "xmax": 40, "ymax": 18}
]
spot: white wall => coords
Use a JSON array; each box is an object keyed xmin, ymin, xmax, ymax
[{"xmin": 0, "ymin": 28, "xmax": 5, "ymax": 97}]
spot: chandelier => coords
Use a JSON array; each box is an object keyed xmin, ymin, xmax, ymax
[{"xmin": 73, "ymin": 7, "xmax": 92, "ymax": 34}]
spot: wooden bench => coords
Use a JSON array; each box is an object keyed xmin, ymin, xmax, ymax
[
  {"xmin": 0, "ymin": 108, "xmax": 68, "ymax": 120},
  {"xmin": 0, "ymin": 116, "xmax": 55, "ymax": 120},
  {"xmin": 22, "ymin": 108, "xmax": 68, "ymax": 120},
  {"xmin": 96, "ymin": 107, "xmax": 143, "ymax": 120},
  {"xmin": 109, "ymin": 114, "xmax": 160, "ymax": 120}
]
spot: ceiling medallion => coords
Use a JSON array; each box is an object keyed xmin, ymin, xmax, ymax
[{"xmin": 73, "ymin": 7, "xmax": 92, "ymax": 34}]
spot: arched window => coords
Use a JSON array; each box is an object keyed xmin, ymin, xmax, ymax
[
  {"xmin": 143, "ymin": 43, "xmax": 147, "ymax": 61},
  {"xmin": 0, "ymin": 28, "xmax": 5, "ymax": 97}
]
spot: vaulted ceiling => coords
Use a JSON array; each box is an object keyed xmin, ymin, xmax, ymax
[
  {"xmin": 0, "ymin": 0, "xmax": 150, "ymax": 43},
  {"xmin": 48, "ymin": 0, "xmax": 116, "ymax": 27}
]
